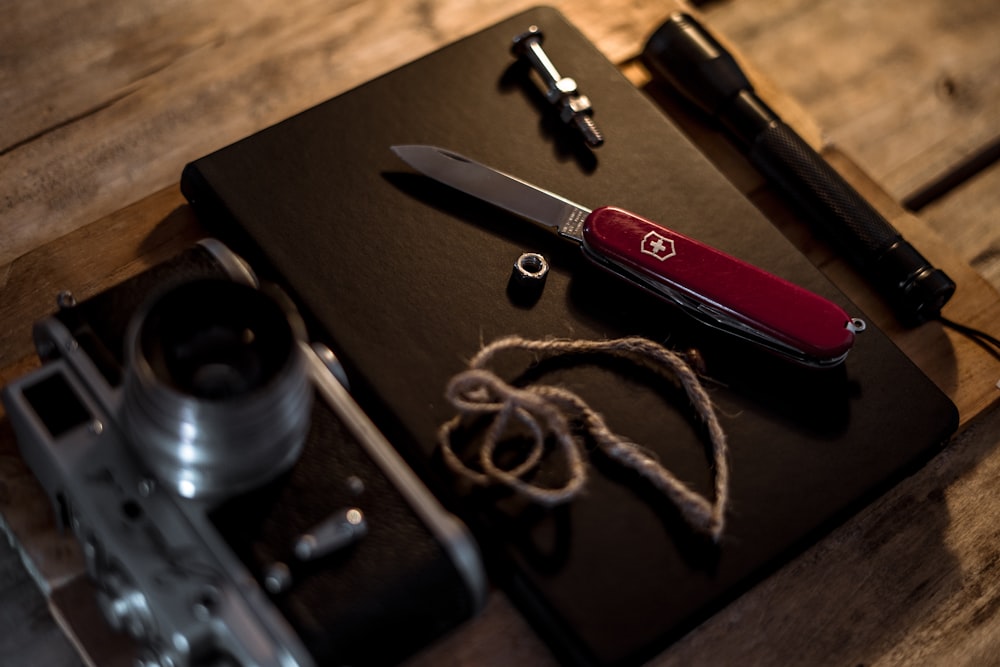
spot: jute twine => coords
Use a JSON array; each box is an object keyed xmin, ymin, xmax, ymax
[{"xmin": 437, "ymin": 335, "xmax": 730, "ymax": 540}]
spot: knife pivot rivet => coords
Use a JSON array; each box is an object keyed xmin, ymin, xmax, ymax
[
  {"xmin": 511, "ymin": 252, "xmax": 550, "ymax": 295},
  {"xmin": 511, "ymin": 25, "xmax": 604, "ymax": 148}
]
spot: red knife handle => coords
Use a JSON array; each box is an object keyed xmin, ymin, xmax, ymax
[{"xmin": 581, "ymin": 206, "xmax": 857, "ymax": 363}]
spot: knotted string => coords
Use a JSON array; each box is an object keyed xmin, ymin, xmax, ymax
[{"xmin": 437, "ymin": 335, "xmax": 730, "ymax": 540}]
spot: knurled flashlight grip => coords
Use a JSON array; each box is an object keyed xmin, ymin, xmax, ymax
[
  {"xmin": 643, "ymin": 12, "xmax": 955, "ymax": 325},
  {"xmin": 751, "ymin": 118, "xmax": 954, "ymax": 324}
]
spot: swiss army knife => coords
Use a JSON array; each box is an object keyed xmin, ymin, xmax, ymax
[{"xmin": 392, "ymin": 145, "xmax": 865, "ymax": 367}]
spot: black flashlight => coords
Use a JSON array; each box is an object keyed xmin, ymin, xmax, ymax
[{"xmin": 643, "ymin": 13, "xmax": 955, "ymax": 326}]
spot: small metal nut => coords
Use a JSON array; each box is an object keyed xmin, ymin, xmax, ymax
[
  {"xmin": 547, "ymin": 77, "xmax": 578, "ymax": 103},
  {"xmin": 511, "ymin": 253, "xmax": 549, "ymax": 289},
  {"xmin": 563, "ymin": 94, "xmax": 593, "ymax": 117}
]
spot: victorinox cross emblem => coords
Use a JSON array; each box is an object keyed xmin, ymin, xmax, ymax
[{"xmin": 640, "ymin": 231, "xmax": 676, "ymax": 261}]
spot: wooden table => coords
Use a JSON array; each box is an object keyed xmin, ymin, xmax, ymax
[{"xmin": 2, "ymin": 1, "xmax": 999, "ymax": 665}]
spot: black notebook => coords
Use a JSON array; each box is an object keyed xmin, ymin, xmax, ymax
[{"xmin": 181, "ymin": 7, "xmax": 958, "ymax": 665}]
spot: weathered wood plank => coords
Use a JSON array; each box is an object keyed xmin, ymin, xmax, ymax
[
  {"xmin": 922, "ymin": 161, "xmax": 1000, "ymax": 294},
  {"xmin": 701, "ymin": 0, "xmax": 1000, "ymax": 204},
  {"xmin": 0, "ymin": 186, "xmax": 199, "ymax": 374},
  {"xmin": 0, "ymin": 0, "xmax": 674, "ymax": 269}
]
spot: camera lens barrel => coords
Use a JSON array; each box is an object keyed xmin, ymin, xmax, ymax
[{"xmin": 120, "ymin": 279, "xmax": 312, "ymax": 499}]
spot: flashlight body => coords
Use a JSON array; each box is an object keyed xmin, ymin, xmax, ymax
[{"xmin": 643, "ymin": 13, "xmax": 956, "ymax": 325}]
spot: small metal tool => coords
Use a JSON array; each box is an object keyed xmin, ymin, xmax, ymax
[
  {"xmin": 294, "ymin": 507, "xmax": 367, "ymax": 562},
  {"xmin": 511, "ymin": 26, "xmax": 604, "ymax": 148}
]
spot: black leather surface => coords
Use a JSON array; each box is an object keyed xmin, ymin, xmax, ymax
[
  {"xmin": 211, "ymin": 394, "xmax": 473, "ymax": 666},
  {"xmin": 181, "ymin": 7, "xmax": 958, "ymax": 665}
]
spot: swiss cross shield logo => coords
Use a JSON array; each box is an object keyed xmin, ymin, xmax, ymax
[{"xmin": 640, "ymin": 231, "xmax": 676, "ymax": 261}]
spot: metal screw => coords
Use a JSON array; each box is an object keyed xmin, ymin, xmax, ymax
[{"xmin": 511, "ymin": 26, "xmax": 604, "ymax": 147}]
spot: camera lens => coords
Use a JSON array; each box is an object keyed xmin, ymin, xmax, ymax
[
  {"xmin": 142, "ymin": 286, "xmax": 289, "ymax": 400},
  {"xmin": 121, "ymin": 280, "xmax": 312, "ymax": 499}
]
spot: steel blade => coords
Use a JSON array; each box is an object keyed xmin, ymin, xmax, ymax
[{"xmin": 391, "ymin": 145, "xmax": 590, "ymax": 241}]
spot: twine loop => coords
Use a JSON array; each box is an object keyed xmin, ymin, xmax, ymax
[{"xmin": 438, "ymin": 335, "xmax": 730, "ymax": 540}]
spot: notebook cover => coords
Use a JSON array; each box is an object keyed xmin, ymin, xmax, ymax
[{"xmin": 180, "ymin": 7, "xmax": 958, "ymax": 665}]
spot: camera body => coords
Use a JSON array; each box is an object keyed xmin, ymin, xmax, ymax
[{"xmin": 2, "ymin": 240, "xmax": 486, "ymax": 667}]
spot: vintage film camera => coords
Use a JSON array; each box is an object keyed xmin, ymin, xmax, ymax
[{"xmin": 2, "ymin": 240, "xmax": 486, "ymax": 667}]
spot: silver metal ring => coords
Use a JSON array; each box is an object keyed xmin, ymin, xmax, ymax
[{"xmin": 512, "ymin": 252, "xmax": 549, "ymax": 286}]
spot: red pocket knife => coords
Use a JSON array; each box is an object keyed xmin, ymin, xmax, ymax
[{"xmin": 391, "ymin": 145, "xmax": 865, "ymax": 367}]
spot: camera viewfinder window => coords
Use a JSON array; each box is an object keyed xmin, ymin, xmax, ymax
[{"xmin": 22, "ymin": 373, "xmax": 92, "ymax": 438}]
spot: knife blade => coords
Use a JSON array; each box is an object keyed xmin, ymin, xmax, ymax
[{"xmin": 391, "ymin": 144, "xmax": 864, "ymax": 367}]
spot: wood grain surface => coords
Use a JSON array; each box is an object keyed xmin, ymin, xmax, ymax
[
  {"xmin": 922, "ymin": 162, "xmax": 1000, "ymax": 292},
  {"xmin": 700, "ymin": 0, "xmax": 1000, "ymax": 204},
  {"xmin": 0, "ymin": 0, "xmax": 672, "ymax": 271},
  {"xmin": 2, "ymin": 0, "xmax": 1000, "ymax": 665},
  {"xmin": 701, "ymin": 0, "xmax": 1000, "ymax": 293}
]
